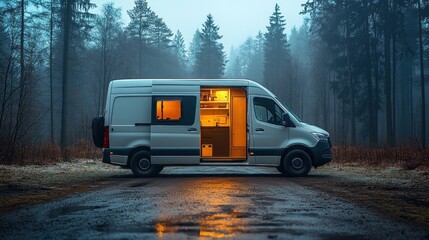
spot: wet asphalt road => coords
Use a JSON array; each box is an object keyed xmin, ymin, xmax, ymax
[{"xmin": 0, "ymin": 166, "xmax": 428, "ymax": 240}]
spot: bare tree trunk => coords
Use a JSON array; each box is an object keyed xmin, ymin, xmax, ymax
[
  {"xmin": 409, "ymin": 58, "xmax": 414, "ymax": 136},
  {"xmin": 372, "ymin": 12, "xmax": 379, "ymax": 146},
  {"xmin": 0, "ymin": 55, "xmax": 13, "ymax": 132},
  {"xmin": 375, "ymin": 63, "xmax": 379, "ymax": 145},
  {"xmin": 342, "ymin": 98, "xmax": 347, "ymax": 146},
  {"xmin": 49, "ymin": 0, "xmax": 54, "ymax": 144},
  {"xmin": 343, "ymin": 1, "xmax": 356, "ymax": 145},
  {"xmin": 333, "ymin": 84, "xmax": 337, "ymax": 139},
  {"xmin": 392, "ymin": 0, "xmax": 397, "ymax": 146},
  {"xmin": 323, "ymin": 74, "xmax": 328, "ymax": 128},
  {"xmin": 417, "ymin": 0, "xmax": 426, "ymax": 149},
  {"xmin": 61, "ymin": 0, "xmax": 71, "ymax": 149},
  {"xmin": 20, "ymin": 0, "xmax": 25, "ymax": 94},
  {"xmin": 10, "ymin": 0, "xmax": 26, "ymax": 163},
  {"xmin": 364, "ymin": 0, "xmax": 375, "ymax": 146},
  {"xmin": 346, "ymin": 31, "xmax": 356, "ymax": 145},
  {"xmin": 138, "ymin": 25, "xmax": 142, "ymax": 77},
  {"xmin": 97, "ymin": 54, "xmax": 102, "ymax": 115},
  {"xmin": 384, "ymin": 0, "xmax": 394, "ymax": 147},
  {"xmin": 97, "ymin": 36, "xmax": 105, "ymax": 115},
  {"xmin": 101, "ymin": 38, "xmax": 107, "ymax": 112}
]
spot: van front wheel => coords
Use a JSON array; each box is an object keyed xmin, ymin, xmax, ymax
[
  {"xmin": 130, "ymin": 151, "xmax": 162, "ymax": 177},
  {"xmin": 281, "ymin": 150, "xmax": 312, "ymax": 177}
]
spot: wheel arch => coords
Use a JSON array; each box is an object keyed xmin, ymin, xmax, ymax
[
  {"xmin": 127, "ymin": 146, "xmax": 150, "ymax": 167},
  {"xmin": 281, "ymin": 144, "xmax": 314, "ymax": 167}
]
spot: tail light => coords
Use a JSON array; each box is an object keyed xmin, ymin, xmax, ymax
[{"xmin": 103, "ymin": 126, "xmax": 110, "ymax": 148}]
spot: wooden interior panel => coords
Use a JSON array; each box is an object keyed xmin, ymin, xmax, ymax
[
  {"xmin": 231, "ymin": 89, "xmax": 247, "ymax": 159},
  {"xmin": 232, "ymin": 97, "xmax": 246, "ymax": 147},
  {"xmin": 231, "ymin": 148, "xmax": 246, "ymax": 158}
]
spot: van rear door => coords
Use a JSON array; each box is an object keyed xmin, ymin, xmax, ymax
[{"xmin": 150, "ymin": 84, "xmax": 200, "ymax": 165}]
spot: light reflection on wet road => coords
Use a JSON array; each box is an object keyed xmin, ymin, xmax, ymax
[{"xmin": 0, "ymin": 166, "xmax": 428, "ymax": 239}]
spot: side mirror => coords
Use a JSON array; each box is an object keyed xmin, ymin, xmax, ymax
[{"xmin": 282, "ymin": 113, "xmax": 296, "ymax": 128}]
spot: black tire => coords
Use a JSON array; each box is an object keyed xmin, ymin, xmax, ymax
[
  {"xmin": 155, "ymin": 166, "xmax": 164, "ymax": 174},
  {"xmin": 130, "ymin": 151, "xmax": 162, "ymax": 177},
  {"xmin": 281, "ymin": 149, "xmax": 312, "ymax": 177}
]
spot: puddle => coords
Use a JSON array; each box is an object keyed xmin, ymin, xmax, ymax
[{"xmin": 93, "ymin": 211, "xmax": 300, "ymax": 238}]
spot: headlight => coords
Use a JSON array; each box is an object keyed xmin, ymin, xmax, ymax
[{"xmin": 312, "ymin": 132, "xmax": 329, "ymax": 141}]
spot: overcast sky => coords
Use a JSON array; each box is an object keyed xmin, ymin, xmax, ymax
[{"xmin": 91, "ymin": 0, "xmax": 308, "ymax": 51}]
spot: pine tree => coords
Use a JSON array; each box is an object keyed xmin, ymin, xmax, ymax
[
  {"xmin": 264, "ymin": 4, "xmax": 289, "ymax": 99},
  {"xmin": 246, "ymin": 31, "xmax": 265, "ymax": 83},
  {"xmin": 194, "ymin": 14, "xmax": 226, "ymax": 78},
  {"xmin": 240, "ymin": 37, "xmax": 254, "ymax": 74},
  {"xmin": 60, "ymin": 0, "xmax": 95, "ymax": 148},
  {"xmin": 150, "ymin": 15, "xmax": 173, "ymax": 65},
  {"xmin": 150, "ymin": 15, "xmax": 173, "ymax": 51},
  {"xmin": 127, "ymin": 0, "xmax": 152, "ymax": 43},
  {"xmin": 172, "ymin": 30, "xmax": 188, "ymax": 72},
  {"xmin": 94, "ymin": 2, "xmax": 122, "ymax": 115},
  {"xmin": 127, "ymin": 0, "xmax": 153, "ymax": 77},
  {"xmin": 188, "ymin": 29, "xmax": 202, "ymax": 75}
]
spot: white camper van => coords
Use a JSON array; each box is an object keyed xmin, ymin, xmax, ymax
[{"xmin": 92, "ymin": 79, "xmax": 332, "ymax": 177}]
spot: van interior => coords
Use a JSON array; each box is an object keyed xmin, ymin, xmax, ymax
[{"xmin": 200, "ymin": 88, "xmax": 247, "ymax": 161}]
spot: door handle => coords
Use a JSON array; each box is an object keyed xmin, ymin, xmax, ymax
[
  {"xmin": 255, "ymin": 128, "xmax": 264, "ymax": 132},
  {"xmin": 188, "ymin": 128, "xmax": 197, "ymax": 132}
]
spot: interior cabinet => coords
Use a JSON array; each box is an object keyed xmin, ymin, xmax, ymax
[{"xmin": 201, "ymin": 127, "xmax": 230, "ymax": 157}]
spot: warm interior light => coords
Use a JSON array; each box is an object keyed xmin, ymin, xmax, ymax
[
  {"xmin": 200, "ymin": 88, "xmax": 247, "ymax": 159},
  {"xmin": 215, "ymin": 90, "xmax": 229, "ymax": 101},
  {"xmin": 157, "ymin": 100, "xmax": 181, "ymax": 120}
]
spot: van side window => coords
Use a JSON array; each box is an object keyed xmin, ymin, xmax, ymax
[
  {"xmin": 112, "ymin": 96, "xmax": 151, "ymax": 125},
  {"xmin": 152, "ymin": 96, "xmax": 196, "ymax": 125},
  {"xmin": 253, "ymin": 97, "xmax": 284, "ymax": 125},
  {"xmin": 156, "ymin": 100, "xmax": 181, "ymax": 120}
]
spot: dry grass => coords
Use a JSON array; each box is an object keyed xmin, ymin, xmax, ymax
[
  {"xmin": 2, "ymin": 140, "xmax": 429, "ymax": 168},
  {"xmin": 332, "ymin": 146, "xmax": 429, "ymax": 169},
  {"xmin": 3, "ymin": 139, "xmax": 101, "ymax": 165}
]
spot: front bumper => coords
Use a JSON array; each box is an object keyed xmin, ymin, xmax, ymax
[{"xmin": 310, "ymin": 141, "xmax": 333, "ymax": 167}]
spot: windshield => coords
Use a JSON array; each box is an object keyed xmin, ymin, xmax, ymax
[{"xmin": 275, "ymin": 97, "xmax": 302, "ymax": 122}]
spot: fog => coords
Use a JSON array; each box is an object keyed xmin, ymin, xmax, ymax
[
  {"xmin": 91, "ymin": 0, "xmax": 307, "ymax": 50},
  {"xmin": 0, "ymin": 0, "xmax": 428, "ymax": 163}
]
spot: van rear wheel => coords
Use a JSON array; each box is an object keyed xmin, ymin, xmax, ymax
[
  {"xmin": 130, "ymin": 151, "xmax": 162, "ymax": 177},
  {"xmin": 281, "ymin": 149, "xmax": 312, "ymax": 177},
  {"xmin": 155, "ymin": 166, "xmax": 164, "ymax": 174}
]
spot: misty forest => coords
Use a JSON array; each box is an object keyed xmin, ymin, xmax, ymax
[{"xmin": 0, "ymin": 0, "xmax": 428, "ymax": 163}]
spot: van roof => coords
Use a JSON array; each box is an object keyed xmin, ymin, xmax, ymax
[
  {"xmin": 111, "ymin": 79, "xmax": 263, "ymax": 88},
  {"xmin": 110, "ymin": 79, "xmax": 277, "ymax": 99}
]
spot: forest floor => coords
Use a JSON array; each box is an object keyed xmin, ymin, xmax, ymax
[{"xmin": 0, "ymin": 159, "xmax": 428, "ymax": 231}]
